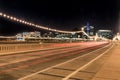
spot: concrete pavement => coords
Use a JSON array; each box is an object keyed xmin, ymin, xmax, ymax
[{"xmin": 92, "ymin": 43, "xmax": 120, "ymax": 80}]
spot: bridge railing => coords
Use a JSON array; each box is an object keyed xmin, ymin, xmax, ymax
[{"xmin": 0, "ymin": 43, "xmax": 43, "ymax": 54}]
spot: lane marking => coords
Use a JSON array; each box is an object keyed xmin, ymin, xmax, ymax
[
  {"xmin": 18, "ymin": 43, "xmax": 111, "ymax": 80},
  {"xmin": 62, "ymin": 43, "xmax": 114, "ymax": 80},
  {"xmin": 0, "ymin": 43, "xmax": 106, "ymax": 74},
  {"xmin": 0, "ymin": 43, "xmax": 106, "ymax": 67}
]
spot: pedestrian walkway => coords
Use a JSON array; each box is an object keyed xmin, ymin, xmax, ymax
[{"xmin": 92, "ymin": 43, "xmax": 120, "ymax": 80}]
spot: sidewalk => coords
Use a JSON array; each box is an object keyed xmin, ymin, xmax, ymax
[{"xmin": 92, "ymin": 44, "xmax": 120, "ymax": 80}]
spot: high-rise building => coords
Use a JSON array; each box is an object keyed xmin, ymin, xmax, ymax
[{"xmin": 97, "ymin": 30, "xmax": 113, "ymax": 39}]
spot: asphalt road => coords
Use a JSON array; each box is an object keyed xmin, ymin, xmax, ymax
[{"xmin": 0, "ymin": 42, "xmax": 110, "ymax": 80}]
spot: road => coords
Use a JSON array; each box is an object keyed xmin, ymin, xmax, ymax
[{"xmin": 0, "ymin": 42, "xmax": 111, "ymax": 80}]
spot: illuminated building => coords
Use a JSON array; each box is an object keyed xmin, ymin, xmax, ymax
[
  {"xmin": 97, "ymin": 30, "xmax": 113, "ymax": 39},
  {"xmin": 16, "ymin": 31, "xmax": 41, "ymax": 41},
  {"xmin": 84, "ymin": 22, "xmax": 94, "ymax": 36}
]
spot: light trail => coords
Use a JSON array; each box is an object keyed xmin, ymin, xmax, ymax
[
  {"xmin": 18, "ymin": 42, "xmax": 110, "ymax": 80},
  {"xmin": 62, "ymin": 43, "xmax": 113, "ymax": 80},
  {"xmin": 0, "ymin": 43, "xmax": 105, "ymax": 74}
]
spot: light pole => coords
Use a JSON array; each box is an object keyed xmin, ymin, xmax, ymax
[
  {"xmin": 81, "ymin": 27, "xmax": 84, "ymax": 31},
  {"xmin": 81, "ymin": 27, "xmax": 84, "ymax": 39}
]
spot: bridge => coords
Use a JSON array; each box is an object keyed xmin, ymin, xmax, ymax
[{"xmin": 0, "ymin": 12, "xmax": 118, "ymax": 80}]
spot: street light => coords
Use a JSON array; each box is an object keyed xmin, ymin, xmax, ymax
[{"xmin": 81, "ymin": 27, "xmax": 84, "ymax": 31}]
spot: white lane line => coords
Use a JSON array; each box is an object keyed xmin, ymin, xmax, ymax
[
  {"xmin": 18, "ymin": 43, "xmax": 111, "ymax": 80},
  {"xmin": 62, "ymin": 43, "xmax": 114, "ymax": 80}
]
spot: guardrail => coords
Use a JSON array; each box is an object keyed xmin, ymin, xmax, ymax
[
  {"xmin": 0, "ymin": 43, "xmax": 43, "ymax": 53},
  {"xmin": 0, "ymin": 41, "xmax": 109, "ymax": 55}
]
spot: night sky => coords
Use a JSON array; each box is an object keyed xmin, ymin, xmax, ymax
[{"xmin": 0, "ymin": 0, "xmax": 119, "ymax": 35}]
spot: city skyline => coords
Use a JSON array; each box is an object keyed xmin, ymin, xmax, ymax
[{"xmin": 0, "ymin": 0, "xmax": 119, "ymax": 35}]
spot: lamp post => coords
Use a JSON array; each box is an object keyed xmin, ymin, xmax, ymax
[
  {"xmin": 81, "ymin": 27, "xmax": 84, "ymax": 39},
  {"xmin": 81, "ymin": 27, "xmax": 84, "ymax": 31}
]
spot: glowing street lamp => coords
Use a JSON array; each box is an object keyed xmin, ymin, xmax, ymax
[
  {"xmin": 0, "ymin": 13, "xmax": 3, "ymax": 16},
  {"xmin": 7, "ymin": 16, "xmax": 10, "ymax": 18},
  {"xmin": 0, "ymin": 12, "xmax": 86, "ymax": 34},
  {"xmin": 81, "ymin": 27, "xmax": 84, "ymax": 31},
  {"xmin": 3, "ymin": 14, "xmax": 7, "ymax": 17}
]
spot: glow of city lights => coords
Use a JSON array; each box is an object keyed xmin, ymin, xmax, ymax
[
  {"xmin": 13, "ymin": 17, "xmax": 16, "ymax": 20},
  {"xmin": 10, "ymin": 16, "xmax": 13, "ymax": 19},
  {"xmin": 3, "ymin": 14, "xmax": 7, "ymax": 17},
  {"xmin": 0, "ymin": 13, "xmax": 2, "ymax": 16},
  {"xmin": 0, "ymin": 12, "xmax": 83, "ymax": 34},
  {"xmin": 119, "ymin": 12, "xmax": 120, "ymax": 33},
  {"xmin": 7, "ymin": 16, "xmax": 10, "ymax": 18}
]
